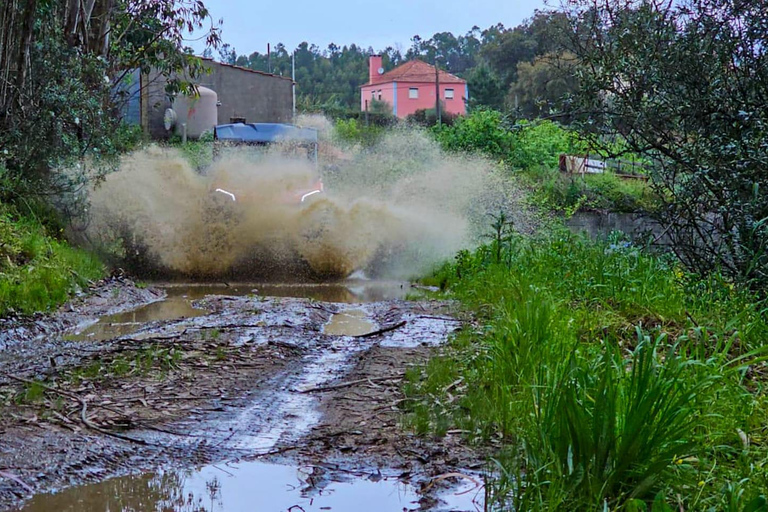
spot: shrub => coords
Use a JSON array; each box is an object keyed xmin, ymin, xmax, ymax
[
  {"xmin": 432, "ymin": 109, "xmax": 514, "ymax": 159},
  {"xmin": 510, "ymin": 120, "xmax": 587, "ymax": 170}
]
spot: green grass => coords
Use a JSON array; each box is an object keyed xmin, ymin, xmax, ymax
[
  {"xmin": 0, "ymin": 203, "xmax": 104, "ymax": 316},
  {"xmin": 66, "ymin": 346, "xmax": 183, "ymax": 385},
  {"xmin": 167, "ymin": 131, "xmax": 214, "ymax": 171},
  {"xmin": 404, "ymin": 228, "xmax": 768, "ymax": 510},
  {"xmin": 520, "ymin": 166, "xmax": 658, "ymax": 215}
]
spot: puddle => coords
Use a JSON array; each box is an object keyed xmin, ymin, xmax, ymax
[
  {"xmin": 17, "ymin": 460, "xmax": 483, "ymax": 512},
  {"xmin": 162, "ymin": 279, "xmax": 411, "ymax": 304},
  {"xmin": 64, "ymin": 280, "xmax": 409, "ymax": 343},
  {"xmin": 64, "ymin": 297, "xmax": 207, "ymax": 342},
  {"xmin": 323, "ymin": 309, "xmax": 376, "ymax": 336}
]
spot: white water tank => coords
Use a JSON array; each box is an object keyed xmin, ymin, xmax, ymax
[{"xmin": 170, "ymin": 86, "xmax": 218, "ymax": 139}]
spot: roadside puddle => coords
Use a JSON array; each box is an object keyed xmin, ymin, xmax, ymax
[
  {"xmin": 162, "ymin": 279, "xmax": 411, "ymax": 303},
  {"xmin": 18, "ymin": 460, "xmax": 483, "ymax": 512},
  {"xmin": 64, "ymin": 281, "xmax": 407, "ymax": 342},
  {"xmin": 322, "ymin": 309, "xmax": 376, "ymax": 336},
  {"xmin": 63, "ymin": 296, "xmax": 207, "ymax": 342}
]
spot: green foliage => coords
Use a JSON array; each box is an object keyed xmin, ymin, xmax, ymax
[
  {"xmin": 406, "ymin": 107, "xmax": 458, "ymax": 128},
  {"xmin": 0, "ymin": 203, "xmax": 104, "ymax": 316},
  {"xmin": 525, "ymin": 168, "xmax": 655, "ymax": 215},
  {"xmin": 566, "ymin": 0, "xmax": 768, "ymax": 287},
  {"xmin": 168, "ymin": 131, "xmax": 214, "ymax": 171},
  {"xmin": 0, "ymin": 0, "xmax": 219, "ymax": 222},
  {"xmin": 405, "ymin": 228, "xmax": 768, "ymax": 510},
  {"xmin": 507, "ymin": 52, "xmax": 579, "ymax": 118},
  {"xmin": 432, "ymin": 109, "xmax": 514, "ymax": 159},
  {"xmin": 432, "ymin": 113, "xmax": 583, "ymax": 167},
  {"xmin": 238, "ymin": 42, "xmax": 375, "ymax": 113},
  {"xmin": 510, "ymin": 120, "xmax": 586, "ymax": 169},
  {"xmin": 431, "ymin": 112, "xmax": 653, "ymax": 213},
  {"xmin": 332, "ymin": 119, "xmax": 385, "ymax": 147},
  {"xmin": 467, "ymin": 63, "xmax": 505, "ymax": 111}
]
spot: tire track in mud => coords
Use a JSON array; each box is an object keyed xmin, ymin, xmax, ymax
[
  {"xmin": 0, "ymin": 287, "xmax": 480, "ymax": 511},
  {"xmin": 163, "ymin": 300, "xmax": 459, "ymax": 458}
]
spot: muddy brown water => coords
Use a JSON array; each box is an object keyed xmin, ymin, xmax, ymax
[
  {"xmin": 322, "ymin": 309, "xmax": 376, "ymax": 336},
  {"xmin": 17, "ymin": 460, "xmax": 483, "ymax": 512},
  {"xmin": 66, "ymin": 280, "xmax": 410, "ymax": 342}
]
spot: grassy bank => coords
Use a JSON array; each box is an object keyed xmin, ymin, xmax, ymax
[
  {"xmin": 431, "ymin": 112, "xmax": 658, "ymax": 215},
  {"xmin": 0, "ymin": 203, "xmax": 104, "ymax": 316},
  {"xmin": 405, "ymin": 228, "xmax": 768, "ymax": 510}
]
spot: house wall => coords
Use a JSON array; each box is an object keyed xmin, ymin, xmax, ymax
[
  {"xmin": 360, "ymin": 82, "xmax": 396, "ymax": 113},
  {"xmin": 142, "ymin": 60, "xmax": 293, "ymax": 139},
  {"xmin": 361, "ymin": 81, "xmax": 467, "ymax": 119}
]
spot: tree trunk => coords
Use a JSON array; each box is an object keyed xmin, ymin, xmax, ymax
[
  {"xmin": 15, "ymin": 0, "xmax": 37, "ymax": 102},
  {"xmin": 0, "ymin": 0, "xmax": 19, "ymax": 113},
  {"xmin": 91, "ymin": 0, "xmax": 115, "ymax": 57},
  {"xmin": 65, "ymin": 0, "xmax": 81, "ymax": 45}
]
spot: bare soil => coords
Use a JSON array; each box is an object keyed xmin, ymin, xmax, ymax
[{"xmin": 0, "ymin": 279, "xmax": 483, "ymax": 511}]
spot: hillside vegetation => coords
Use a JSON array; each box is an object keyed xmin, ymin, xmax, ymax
[{"xmin": 0, "ymin": 200, "xmax": 103, "ymax": 315}]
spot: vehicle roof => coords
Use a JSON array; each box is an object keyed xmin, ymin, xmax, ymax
[{"xmin": 214, "ymin": 123, "xmax": 318, "ymax": 144}]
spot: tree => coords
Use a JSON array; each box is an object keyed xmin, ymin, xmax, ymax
[
  {"xmin": 507, "ymin": 52, "xmax": 578, "ymax": 118},
  {"xmin": 218, "ymin": 43, "xmax": 237, "ymax": 64},
  {"xmin": 0, "ymin": 1, "xmax": 220, "ymax": 196},
  {"xmin": 565, "ymin": 0, "xmax": 768, "ymax": 286},
  {"xmin": 466, "ymin": 63, "xmax": 505, "ymax": 110},
  {"xmin": 480, "ymin": 23, "xmax": 537, "ymax": 86}
]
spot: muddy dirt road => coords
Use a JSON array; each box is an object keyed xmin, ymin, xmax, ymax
[{"xmin": 0, "ymin": 278, "xmax": 485, "ymax": 511}]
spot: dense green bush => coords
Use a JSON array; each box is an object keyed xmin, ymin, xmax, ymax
[
  {"xmin": 431, "ymin": 110, "xmax": 655, "ymax": 214},
  {"xmin": 510, "ymin": 120, "xmax": 586, "ymax": 169},
  {"xmin": 432, "ymin": 109, "xmax": 515, "ymax": 159},
  {"xmin": 431, "ymin": 111, "xmax": 584, "ymax": 167},
  {"xmin": 524, "ymin": 167, "xmax": 656, "ymax": 214}
]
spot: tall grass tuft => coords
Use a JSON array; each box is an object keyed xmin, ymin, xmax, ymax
[{"xmin": 406, "ymin": 227, "xmax": 768, "ymax": 510}]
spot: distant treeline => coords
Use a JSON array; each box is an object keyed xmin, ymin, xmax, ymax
[{"xmin": 208, "ymin": 10, "xmax": 575, "ymax": 117}]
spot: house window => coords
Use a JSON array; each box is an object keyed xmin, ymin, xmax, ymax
[
  {"xmin": 371, "ymin": 91, "xmax": 376, "ymax": 99},
  {"xmin": 445, "ymin": 88, "xmax": 455, "ymax": 99},
  {"xmin": 408, "ymin": 88, "xmax": 419, "ymax": 99},
  {"xmin": 377, "ymin": 90, "xmax": 382, "ymax": 100}
]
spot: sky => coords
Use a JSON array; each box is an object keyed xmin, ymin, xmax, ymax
[{"xmin": 189, "ymin": 0, "xmax": 548, "ymax": 56}]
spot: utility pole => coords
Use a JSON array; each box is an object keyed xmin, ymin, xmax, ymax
[
  {"xmin": 267, "ymin": 43, "xmax": 271, "ymax": 73},
  {"xmin": 434, "ymin": 58, "xmax": 442, "ymax": 126},
  {"xmin": 291, "ymin": 50, "xmax": 296, "ymax": 119}
]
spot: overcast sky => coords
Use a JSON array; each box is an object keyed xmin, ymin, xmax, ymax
[{"xmin": 189, "ymin": 0, "xmax": 548, "ymax": 56}]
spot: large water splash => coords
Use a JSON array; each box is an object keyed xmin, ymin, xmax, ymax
[{"xmin": 82, "ymin": 125, "xmax": 527, "ymax": 280}]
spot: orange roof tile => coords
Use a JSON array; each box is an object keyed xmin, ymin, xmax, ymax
[{"xmin": 366, "ymin": 59, "xmax": 466, "ymax": 86}]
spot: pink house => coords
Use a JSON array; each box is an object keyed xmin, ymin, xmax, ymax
[{"xmin": 361, "ymin": 55, "xmax": 468, "ymax": 119}]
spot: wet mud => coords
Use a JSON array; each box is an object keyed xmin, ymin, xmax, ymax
[{"xmin": 0, "ymin": 280, "xmax": 483, "ymax": 511}]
